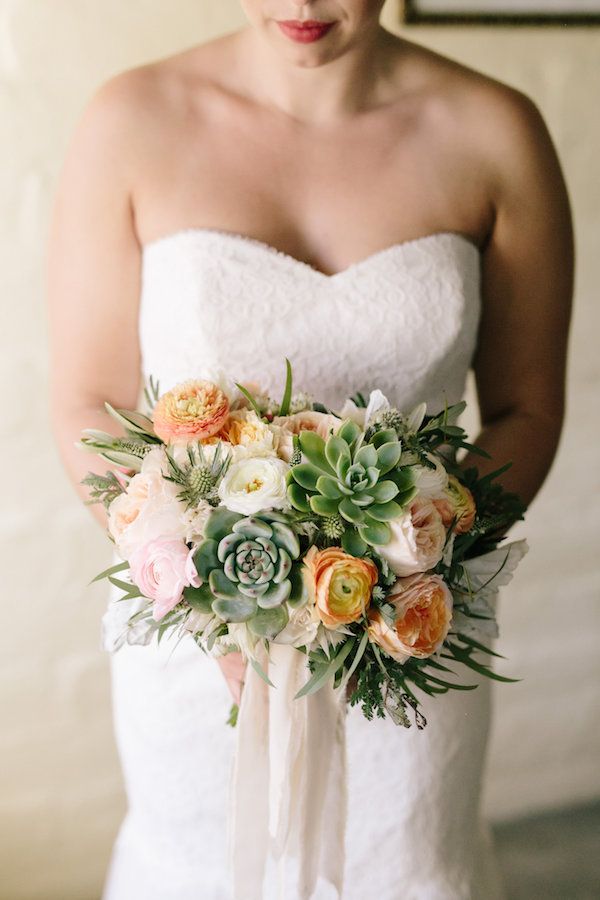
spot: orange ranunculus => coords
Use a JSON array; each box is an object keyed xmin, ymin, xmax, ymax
[
  {"xmin": 152, "ymin": 379, "xmax": 229, "ymax": 446},
  {"xmin": 303, "ymin": 546, "xmax": 378, "ymax": 629},
  {"xmin": 432, "ymin": 474, "xmax": 476, "ymax": 535},
  {"xmin": 367, "ymin": 573, "xmax": 453, "ymax": 663}
]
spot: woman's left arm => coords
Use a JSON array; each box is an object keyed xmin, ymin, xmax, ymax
[{"xmin": 459, "ymin": 88, "xmax": 575, "ymax": 513}]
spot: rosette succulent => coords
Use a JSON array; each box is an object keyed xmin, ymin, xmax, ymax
[
  {"xmin": 287, "ymin": 420, "xmax": 417, "ymax": 554},
  {"xmin": 186, "ymin": 507, "xmax": 304, "ymax": 639}
]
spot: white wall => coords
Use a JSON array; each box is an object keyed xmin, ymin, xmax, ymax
[{"xmin": 1, "ymin": 1, "xmax": 598, "ymax": 897}]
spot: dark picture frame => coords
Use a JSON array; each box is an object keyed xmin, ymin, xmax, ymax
[{"xmin": 402, "ymin": 1, "xmax": 600, "ymax": 25}]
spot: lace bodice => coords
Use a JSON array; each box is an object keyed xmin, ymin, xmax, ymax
[{"xmin": 138, "ymin": 228, "xmax": 481, "ymax": 414}]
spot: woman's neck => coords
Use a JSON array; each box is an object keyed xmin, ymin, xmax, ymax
[{"xmin": 234, "ymin": 24, "xmax": 399, "ymax": 126}]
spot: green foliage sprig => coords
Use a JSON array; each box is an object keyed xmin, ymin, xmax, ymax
[{"xmin": 80, "ymin": 471, "xmax": 126, "ymax": 509}]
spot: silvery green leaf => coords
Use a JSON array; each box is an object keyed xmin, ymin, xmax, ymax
[
  {"xmin": 444, "ymin": 400, "xmax": 467, "ymax": 425},
  {"xmin": 450, "ymin": 602, "xmax": 499, "ymax": 640},
  {"xmin": 459, "ymin": 539, "xmax": 529, "ymax": 600},
  {"xmin": 104, "ymin": 402, "xmax": 157, "ymax": 436},
  {"xmin": 406, "ymin": 402, "xmax": 427, "ymax": 433},
  {"xmin": 442, "ymin": 532, "xmax": 456, "ymax": 567},
  {"xmin": 95, "ymin": 449, "xmax": 143, "ymax": 470},
  {"xmin": 79, "ymin": 428, "xmax": 116, "ymax": 443}
]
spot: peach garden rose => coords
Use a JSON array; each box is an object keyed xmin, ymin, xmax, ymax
[
  {"xmin": 273, "ymin": 410, "xmax": 342, "ymax": 463},
  {"xmin": 107, "ymin": 447, "xmax": 187, "ymax": 559},
  {"xmin": 152, "ymin": 379, "xmax": 230, "ymax": 445},
  {"xmin": 374, "ymin": 495, "xmax": 448, "ymax": 577},
  {"xmin": 303, "ymin": 546, "xmax": 378, "ymax": 629},
  {"xmin": 367, "ymin": 572, "xmax": 453, "ymax": 663}
]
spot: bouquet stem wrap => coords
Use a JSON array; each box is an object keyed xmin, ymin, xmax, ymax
[{"xmin": 228, "ymin": 641, "xmax": 347, "ymax": 899}]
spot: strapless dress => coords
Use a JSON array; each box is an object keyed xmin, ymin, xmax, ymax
[{"xmin": 101, "ymin": 228, "xmax": 507, "ymax": 900}]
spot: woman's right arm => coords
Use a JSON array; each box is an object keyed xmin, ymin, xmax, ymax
[
  {"xmin": 47, "ymin": 74, "xmax": 144, "ymax": 532},
  {"xmin": 46, "ymin": 72, "xmax": 248, "ymax": 701}
]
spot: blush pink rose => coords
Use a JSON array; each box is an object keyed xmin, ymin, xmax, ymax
[{"xmin": 129, "ymin": 538, "xmax": 201, "ymax": 622}]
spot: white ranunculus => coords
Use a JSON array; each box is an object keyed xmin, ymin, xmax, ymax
[
  {"xmin": 217, "ymin": 455, "xmax": 290, "ymax": 515},
  {"xmin": 412, "ymin": 451, "xmax": 449, "ymax": 499}
]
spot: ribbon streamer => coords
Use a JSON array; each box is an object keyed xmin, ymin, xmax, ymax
[{"xmin": 228, "ymin": 641, "xmax": 348, "ymax": 899}]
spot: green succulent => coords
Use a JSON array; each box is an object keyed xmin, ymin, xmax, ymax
[
  {"xmin": 286, "ymin": 420, "xmax": 417, "ymax": 554},
  {"xmin": 185, "ymin": 507, "xmax": 304, "ymax": 639}
]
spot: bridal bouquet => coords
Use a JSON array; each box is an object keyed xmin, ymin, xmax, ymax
[{"xmin": 79, "ymin": 361, "xmax": 528, "ymax": 729}]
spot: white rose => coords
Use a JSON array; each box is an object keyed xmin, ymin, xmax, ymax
[
  {"xmin": 217, "ymin": 456, "xmax": 290, "ymax": 515},
  {"xmin": 374, "ymin": 496, "xmax": 447, "ymax": 576},
  {"xmin": 412, "ymin": 452, "xmax": 449, "ymax": 499},
  {"xmin": 273, "ymin": 602, "xmax": 319, "ymax": 648}
]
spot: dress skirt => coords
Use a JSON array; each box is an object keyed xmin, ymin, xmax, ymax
[{"xmin": 102, "ymin": 632, "xmax": 507, "ymax": 900}]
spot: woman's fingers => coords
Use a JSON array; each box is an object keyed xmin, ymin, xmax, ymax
[{"xmin": 346, "ymin": 672, "xmax": 359, "ymax": 702}]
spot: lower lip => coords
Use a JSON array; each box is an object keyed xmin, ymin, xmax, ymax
[{"xmin": 276, "ymin": 21, "xmax": 335, "ymax": 43}]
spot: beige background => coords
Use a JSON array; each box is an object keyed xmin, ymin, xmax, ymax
[{"xmin": 1, "ymin": 2, "xmax": 598, "ymax": 898}]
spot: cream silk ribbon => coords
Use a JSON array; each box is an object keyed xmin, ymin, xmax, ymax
[{"xmin": 228, "ymin": 640, "xmax": 348, "ymax": 899}]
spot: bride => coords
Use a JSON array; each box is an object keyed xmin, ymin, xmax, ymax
[{"xmin": 47, "ymin": 2, "xmax": 573, "ymax": 898}]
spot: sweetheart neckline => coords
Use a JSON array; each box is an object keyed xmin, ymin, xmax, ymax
[{"xmin": 141, "ymin": 226, "xmax": 481, "ymax": 280}]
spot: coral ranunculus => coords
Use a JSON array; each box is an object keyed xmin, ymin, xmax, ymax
[
  {"xmin": 432, "ymin": 474, "xmax": 476, "ymax": 535},
  {"xmin": 303, "ymin": 546, "xmax": 378, "ymax": 629},
  {"xmin": 367, "ymin": 573, "xmax": 453, "ymax": 663},
  {"xmin": 152, "ymin": 379, "xmax": 230, "ymax": 445}
]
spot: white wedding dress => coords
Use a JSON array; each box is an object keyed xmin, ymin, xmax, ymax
[{"xmin": 101, "ymin": 228, "xmax": 507, "ymax": 900}]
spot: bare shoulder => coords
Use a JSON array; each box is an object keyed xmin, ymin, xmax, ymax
[
  {"xmin": 70, "ymin": 33, "xmax": 221, "ymax": 153},
  {"xmin": 408, "ymin": 41, "xmax": 570, "ymax": 232}
]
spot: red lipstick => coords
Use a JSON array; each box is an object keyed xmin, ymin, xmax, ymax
[{"xmin": 276, "ymin": 19, "xmax": 335, "ymax": 43}]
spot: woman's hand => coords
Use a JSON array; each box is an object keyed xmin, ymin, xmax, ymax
[
  {"xmin": 346, "ymin": 672, "xmax": 359, "ymax": 702},
  {"xmin": 217, "ymin": 651, "xmax": 247, "ymax": 705}
]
